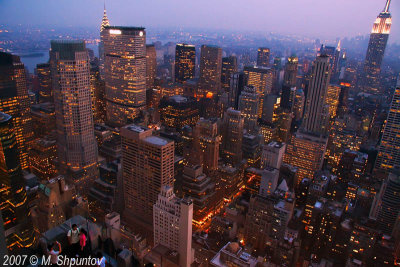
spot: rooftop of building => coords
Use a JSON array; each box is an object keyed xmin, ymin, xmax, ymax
[
  {"xmin": 0, "ymin": 112, "xmax": 11, "ymax": 123},
  {"xmin": 145, "ymin": 136, "xmax": 170, "ymax": 146},
  {"xmin": 94, "ymin": 124, "xmax": 111, "ymax": 133},
  {"xmin": 125, "ymin": 124, "xmax": 148, "ymax": 133},
  {"xmin": 176, "ymin": 43, "xmax": 195, "ymax": 47},
  {"xmin": 31, "ymin": 102, "xmax": 55, "ymax": 115},
  {"xmin": 104, "ymin": 25, "xmax": 145, "ymax": 31},
  {"xmin": 211, "ymin": 242, "xmax": 259, "ymax": 267},
  {"xmin": 266, "ymin": 140, "xmax": 285, "ymax": 149}
]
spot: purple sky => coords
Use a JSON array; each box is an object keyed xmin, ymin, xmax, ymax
[{"xmin": 0, "ymin": 0, "xmax": 399, "ymax": 43}]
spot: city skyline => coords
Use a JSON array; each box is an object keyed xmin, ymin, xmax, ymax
[
  {"xmin": 1, "ymin": 0, "xmax": 399, "ymax": 43},
  {"xmin": 1, "ymin": 0, "xmax": 400, "ymax": 265}
]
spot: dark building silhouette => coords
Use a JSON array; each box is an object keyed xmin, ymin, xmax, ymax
[
  {"xmin": 175, "ymin": 43, "xmax": 196, "ymax": 83},
  {"xmin": 0, "ymin": 112, "xmax": 34, "ymax": 251},
  {"xmin": 361, "ymin": 0, "xmax": 392, "ymax": 94}
]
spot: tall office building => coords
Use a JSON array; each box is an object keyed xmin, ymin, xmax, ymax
[
  {"xmin": 283, "ymin": 55, "xmax": 298, "ymax": 88},
  {"xmin": 302, "ymin": 55, "xmax": 331, "ymax": 136},
  {"xmin": 0, "ymin": 52, "xmax": 33, "ymax": 170},
  {"xmin": 238, "ymin": 86, "xmax": 260, "ymax": 134},
  {"xmin": 159, "ymin": 95, "xmax": 200, "ymax": 131},
  {"xmin": 261, "ymin": 94, "xmax": 280, "ymax": 124},
  {"xmin": 36, "ymin": 63, "xmax": 52, "ymax": 103},
  {"xmin": 337, "ymin": 82, "xmax": 350, "ymax": 117},
  {"xmin": 90, "ymin": 65, "xmax": 106, "ymax": 123},
  {"xmin": 0, "ymin": 112, "xmax": 34, "ymax": 251},
  {"xmin": 281, "ymin": 56, "xmax": 298, "ymax": 110},
  {"xmin": 257, "ymin": 47, "xmax": 270, "ymax": 67},
  {"xmin": 326, "ymin": 84, "xmax": 340, "ymax": 119},
  {"xmin": 284, "ymin": 132, "xmax": 328, "ymax": 185},
  {"xmin": 102, "ymin": 26, "xmax": 147, "ymax": 125},
  {"xmin": 370, "ymin": 171, "xmax": 400, "ymax": 235},
  {"xmin": 175, "ymin": 43, "xmax": 196, "ymax": 83},
  {"xmin": 122, "ymin": 124, "xmax": 174, "ymax": 225},
  {"xmin": 198, "ymin": 45, "xmax": 222, "ymax": 96},
  {"xmin": 375, "ymin": 76, "xmax": 400, "ymax": 173},
  {"xmin": 146, "ymin": 44, "xmax": 157, "ymax": 89},
  {"xmin": 260, "ymin": 141, "xmax": 286, "ymax": 169},
  {"xmin": 221, "ymin": 108, "xmax": 244, "ymax": 166},
  {"xmin": 221, "ymin": 56, "xmax": 238, "ymax": 91},
  {"xmin": 50, "ymin": 40, "xmax": 98, "ymax": 193},
  {"xmin": 98, "ymin": 4, "xmax": 110, "ymax": 79},
  {"xmin": 153, "ymin": 186, "xmax": 194, "ymax": 267},
  {"xmin": 181, "ymin": 165, "xmax": 216, "ymax": 226},
  {"xmin": 293, "ymin": 88, "xmax": 305, "ymax": 121},
  {"xmin": 243, "ymin": 66, "xmax": 274, "ymax": 117},
  {"xmin": 193, "ymin": 118, "xmax": 221, "ymax": 171},
  {"xmin": 361, "ymin": 0, "xmax": 392, "ymax": 94},
  {"xmin": 320, "ymin": 44, "xmax": 340, "ymax": 77},
  {"xmin": 229, "ymin": 72, "xmax": 245, "ymax": 109}
]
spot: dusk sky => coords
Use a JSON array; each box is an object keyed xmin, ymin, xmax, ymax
[{"xmin": 0, "ymin": 0, "xmax": 399, "ymax": 43}]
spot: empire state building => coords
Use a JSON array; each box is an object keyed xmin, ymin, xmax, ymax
[{"xmin": 362, "ymin": 0, "xmax": 392, "ymax": 95}]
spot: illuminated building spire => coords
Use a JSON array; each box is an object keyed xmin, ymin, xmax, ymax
[
  {"xmin": 100, "ymin": 1, "xmax": 110, "ymax": 32},
  {"xmin": 384, "ymin": 0, "xmax": 391, "ymax": 13},
  {"xmin": 336, "ymin": 40, "xmax": 341, "ymax": 52}
]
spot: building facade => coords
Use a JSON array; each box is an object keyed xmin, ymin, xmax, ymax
[
  {"xmin": 102, "ymin": 26, "xmax": 147, "ymax": 125},
  {"xmin": 175, "ymin": 43, "xmax": 196, "ymax": 83},
  {"xmin": 198, "ymin": 45, "xmax": 222, "ymax": 96},
  {"xmin": 122, "ymin": 124, "xmax": 174, "ymax": 225},
  {"xmin": 0, "ymin": 112, "xmax": 34, "ymax": 251},
  {"xmin": 0, "ymin": 52, "xmax": 33, "ymax": 170},
  {"xmin": 153, "ymin": 186, "xmax": 194, "ymax": 267},
  {"xmin": 361, "ymin": 0, "xmax": 392, "ymax": 94},
  {"xmin": 302, "ymin": 55, "xmax": 331, "ymax": 136},
  {"xmin": 50, "ymin": 40, "xmax": 98, "ymax": 193}
]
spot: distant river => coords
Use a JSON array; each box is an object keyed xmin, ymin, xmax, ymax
[{"xmin": 17, "ymin": 43, "xmax": 98, "ymax": 74}]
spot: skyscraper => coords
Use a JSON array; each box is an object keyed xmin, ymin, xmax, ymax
[
  {"xmin": 100, "ymin": 3, "xmax": 110, "ymax": 32},
  {"xmin": 0, "ymin": 52, "xmax": 33, "ymax": 170},
  {"xmin": 175, "ymin": 43, "xmax": 196, "ymax": 83},
  {"xmin": 257, "ymin": 47, "xmax": 270, "ymax": 67},
  {"xmin": 260, "ymin": 141, "xmax": 286, "ymax": 169},
  {"xmin": 302, "ymin": 55, "xmax": 331, "ymax": 136},
  {"xmin": 0, "ymin": 112, "xmax": 34, "ymax": 251},
  {"xmin": 326, "ymin": 84, "xmax": 340, "ymax": 119},
  {"xmin": 121, "ymin": 124, "xmax": 174, "ymax": 225},
  {"xmin": 362, "ymin": 0, "xmax": 392, "ymax": 94},
  {"xmin": 146, "ymin": 44, "xmax": 157, "ymax": 89},
  {"xmin": 221, "ymin": 108, "xmax": 244, "ymax": 166},
  {"xmin": 284, "ymin": 132, "xmax": 328, "ymax": 185},
  {"xmin": 193, "ymin": 118, "xmax": 221, "ymax": 171},
  {"xmin": 98, "ymin": 4, "xmax": 110, "ymax": 79},
  {"xmin": 320, "ymin": 44, "xmax": 340, "ymax": 77},
  {"xmin": 243, "ymin": 66, "xmax": 274, "ymax": 118},
  {"xmin": 198, "ymin": 45, "xmax": 222, "ymax": 96},
  {"xmin": 375, "ymin": 76, "xmax": 400, "ymax": 173},
  {"xmin": 36, "ymin": 63, "xmax": 52, "ymax": 103},
  {"xmin": 221, "ymin": 56, "xmax": 238, "ymax": 91},
  {"xmin": 159, "ymin": 95, "xmax": 200, "ymax": 131},
  {"xmin": 229, "ymin": 72, "xmax": 245, "ymax": 109},
  {"xmin": 238, "ymin": 86, "xmax": 260, "ymax": 133},
  {"xmin": 283, "ymin": 55, "xmax": 298, "ymax": 88},
  {"xmin": 181, "ymin": 165, "xmax": 216, "ymax": 226},
  {"xmin": 281, "ymin": 56, "xmax": 298, "ymax": 110},
  {"xmin": 102, "ymin": 26, "xmax": 147, "ymax": 125},
  {"xmin": 370, "ymin": 171, "xmax": 400, "ymax": 235},
  {"xmin": 50, "ymin": 40, "xmax": 98, "ymax": 193},
  {"xmin": 90, "ymin": 65, "xmax": 106, "ymax": 123},
  {"xmin": 153, "ymin": 186, "xmax": 194, "ymax": 267}
]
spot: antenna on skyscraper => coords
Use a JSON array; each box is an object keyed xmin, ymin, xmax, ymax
[{"xmin": 384, "ymin": 0, "xmax": 391, "ymax": 13}]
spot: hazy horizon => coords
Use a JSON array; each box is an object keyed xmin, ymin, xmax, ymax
[{"xmin": 0, "ymin": 0, "xmax": 399, "ymax": 43}]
